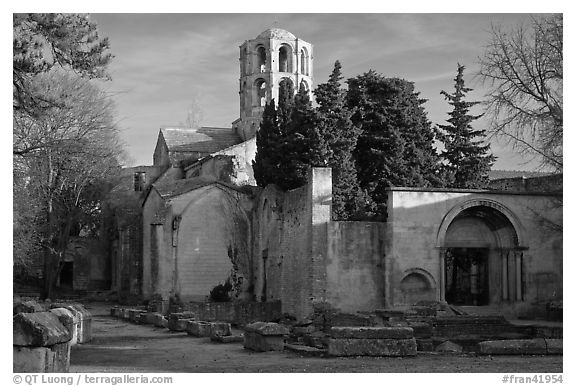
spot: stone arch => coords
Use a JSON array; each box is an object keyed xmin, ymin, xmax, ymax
[
  {"xmin": 300, "ymin": 79, "xmax": 309, "ymax": 94},
  {"xmin": 278, "ymin": 44, "xmax": 293, "ymax": 72},
  {"xmin": 436, "ymin": 199, "xmax": 526, "ymax": 249},
  {"xmin": 399, "ymin": 268, "xmax": 437, "ymax": 305},
  {"xmin": 436, "ymin": 198, "xmax": 527, "ymax": 306},
  {"xmin": 256, "ymin": 45, "xmax": 266, "ymax": 73}
]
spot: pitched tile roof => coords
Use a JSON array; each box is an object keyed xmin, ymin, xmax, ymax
[
  {"xmin": 151, "ymin": 176, "xmax": 248, "ymax": 200},
  {"xmin": 160, "ymin": 126, "xmax": 242, "ymax": 154}
]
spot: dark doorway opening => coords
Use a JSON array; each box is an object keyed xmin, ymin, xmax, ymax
[
  {"xmin": 60, "ymin": 261, "xmax": 74, "ymax": 289},
  {"xmin": 445, "ymin": 247, "xmax": 489, "ymax": 305}
]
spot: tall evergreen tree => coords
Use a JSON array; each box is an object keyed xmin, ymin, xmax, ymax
[
  {"xmin": 253, "ymin": 99, "xmax": 280, "ymax": 187},
  {"xmin": 253, "ymin": 79, "xmax": 298, "ymax": 190},
  {"xmin": 438, "ymin": 64, "xmax": 496, "ymax": 188},
  {"xmin": 347, "ymin": 71, "xmax": 443, "ymax": 218},
  {"xmin": 314, "ymin": 61, "xmax": 367, "ymax": 220}
]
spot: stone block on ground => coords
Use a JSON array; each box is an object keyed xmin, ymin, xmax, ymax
[
  {"xmin": 327, "ymin": 338, "xmax": 417, "ymax": 357},
  {"xmin": 545, "ymin": 339, "xmax": 562, "ymax": 355},
  {"xmin": 151, "ymin": 313, "xmax": 167, "ymax": 328},
  {"xmin": 243, "ymin": 331, "xmax": 285, "ymax": 351},
  {"xmin": 50, "ymin": 308, "xmax": 78, "ymax": 345},
  {"xmin": 244, "ymin": 322, "xmax": 290, "ymax": 336},
  {"xmin": 210, "ymin": 322, "xmax": 232, "ymax": 337},
  {"xmin": 110, "ymin": 306, "xmax": 120, "ymax": 317},
  {"xmin": 478, "ymin": 339, "xmax": 547, "ymax": 355},
  {"xmin": 13, "ymin": 342, "xmax": 70, "ymax": 373},
  {"xmin": 14, "ymin": 312, "xmax": 72, "ymax": 347},
  {"xmin": 330, "ymin": 326, "xmax": 414, "ymax": 340},
  {"xmin": 186, "ymin": 321, "xmax": 212, "ymax": 337},
  {"xmin": 211, "ymin": 334, "xmax": 244, "ymax": 343},
  {"xmin": 435, "ymin": 340, "xmax": 463, "ymax": 353},
  {"xmin": 50, "ymin": 303, "xmax": 92, "ymax": 343},
  {"xmin": 167, "ymin": 312, "xmax": 196, "ymax": 332}
]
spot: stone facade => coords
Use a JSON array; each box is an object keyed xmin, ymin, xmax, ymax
[{"xmin": 103, "ymin": 28, "xmax": 562, "ymax": 325}]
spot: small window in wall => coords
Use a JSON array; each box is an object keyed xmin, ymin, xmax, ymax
[{"xmin": 134, "ymin": 172, "xmax": 146, "ymax": 191}]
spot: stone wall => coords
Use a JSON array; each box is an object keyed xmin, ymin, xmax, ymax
[
  {"xmin": 489, "ymin": 174, "xmax": 562, "ymax": 193},
  {"xmin": 385, "ymin": 188, "xmax": 562, "ymax": 317},
  {"xmin": 326, "ymin": 221, "xmax": 386, "ymax": 312}
]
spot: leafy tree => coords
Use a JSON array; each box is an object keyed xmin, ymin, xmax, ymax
[
  {"xmin": 478, "ymin": 14, "xmax": 562, "ymax": 171},
  {"xmin": 438, "ymin": 64, "xmax": 496, "ymax": 188},
  {"xmin": 14, "ymin": 71, "xmax": 124, "ymax": 299},
  {"xmin": 347, "ymin": 71, "xmax": 443, "ymax": 218},
  {"xmin": 13, "ymin": 13, "xmax": 112, "ymax": 120},
  {"xmin": 314, "ymin": 61, "xmax": 366, "ymax": 220}
]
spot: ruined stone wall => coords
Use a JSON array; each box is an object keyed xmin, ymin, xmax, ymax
[
  {"xmin": 141, "ymin": 189, "xmax": 166, "ymax": 300},
  {"xmin": 252, "ymin": 183, "xmax": 313, "ymax": 319},
  {"xmin": 385, "ymin": 188, "xmax": 562, "ymax": 317},
  {"xmin": 489, "ymin": 174, "xmax": 562, "ymax": 193},
  {"xmin": 326, "ymin": 221, "xmax": 386, "ymax": 313}
]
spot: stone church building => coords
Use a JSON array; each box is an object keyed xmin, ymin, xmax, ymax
[{"xmin": 103, "ymin": 28, "xmax": 562, "ymax": 320}]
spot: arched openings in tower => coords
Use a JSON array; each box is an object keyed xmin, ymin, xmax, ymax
[
  {"xmin": 253, "ymin": 78, "xmax": 267, "ymax": 107},
  {"xmin": 300, "ymin": 47, "xmax": 309, "ymax": 75},
  {"xmin": 278, "ymin": 44, "xmax": 293, "ymax": 73},
  {"xmin": 256, "ymin": 46, "xmax": 266, "ymax": 73}
]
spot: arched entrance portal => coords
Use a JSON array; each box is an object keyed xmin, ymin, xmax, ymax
[{"xmin": 439, "ymin": 202, "xmax": 525, "ymax": 307}]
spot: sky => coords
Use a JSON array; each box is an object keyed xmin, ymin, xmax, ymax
[{"xmin": 88, "ymin": 13, "xmax": 550, "ymax": 170}]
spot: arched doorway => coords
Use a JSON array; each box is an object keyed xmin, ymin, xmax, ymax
[{"xmin": 438, "ymin": 201, "xmax": 525, "ymax": 306}]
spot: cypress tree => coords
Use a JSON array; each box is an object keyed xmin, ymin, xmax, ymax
[
  {"xmin": 253, "ymin": 99, "xmax": 279, "ymax": 187},
  {"xmin": 314, "ymin": 61, "xmax": 367, "ymax": 220},
  {"xmin": 438, "ymin": 64, "xmax": 496, "ymax": 188}
]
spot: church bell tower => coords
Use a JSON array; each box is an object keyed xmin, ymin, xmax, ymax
[{"xmin": 232, "ymin": 28, "xmax": 313, "ymax": 141}]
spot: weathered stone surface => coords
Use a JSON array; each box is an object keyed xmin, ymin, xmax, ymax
[
  {"xmin": 211, "ymin": 334, "xmax": 244, "ymax": 343},
  {"xmin": 244, "ymin": 322, "xmax": 289, "ymax": 336},
  {"xmin": 292, "ymin": 325, "xmax": 316, "ymax": 336},
  {"xmin": 330, "ymin": 326, "xmax": 414, "ymax": 340},
  {"xmin": 302, "ymin": 332, "xmax": 327, "ymax": 349},
  {"xmin": 50, "ymin": 303, "xmax": 92, "ymax": 343},
  {"xmin": 416, "ymin": 338, "xmax": 435, "ymax": 352},
  {"xmin": 14, "ymin": 312, "xmax": 72, "ymax": 347},
  {"xmin": 50, "ymin": 308, "xmax": 78, "ymax": 345},
  {"xmin": 243, "ymin": 331, "xmax": 285, "ymax": 351},
  {"xmin": 330, "ymin": 312, "xmax": 374, "ymax": 327},
  {"xmin": 478, "ymin": 339, "xmax": 547, "ymax": 355},
  {"xmin": 186, "ymin": 321, "xmax": 212, "ymax": 337},
  {"xmin": 14, "ymin": 300, "xmax": 46, "ymax": 315},
  {"xmin": 545, "ymin": 339, "xmax": 562, "ymax": 355},
  {"xmin": 435, "ymin": 340, "xmax": 463, "ymax": 353},
  {"xmin": 327, "ymin": 338, "xmax": 417, "ymax": 357},
  {"xmin": 373, "ymin": 309, "xmax": 406, "ymax": 320},
  {"xmin": 152, "ymin": 313, "xmax": 167, "ymax": 328},
  {"xmin": 210, "ymin": 322, "xmax": 232, "ymax": 337},
  {"xmin": 285, "ymin": 343, "xmax": 326, "ymax": 356},
  {"xmin": 13, "ymin": 342, "xmax": 70, "ymax": 373},
  {"xmin": 408, "ymin": 322, "xmax": 432, "ymax": 338}
]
